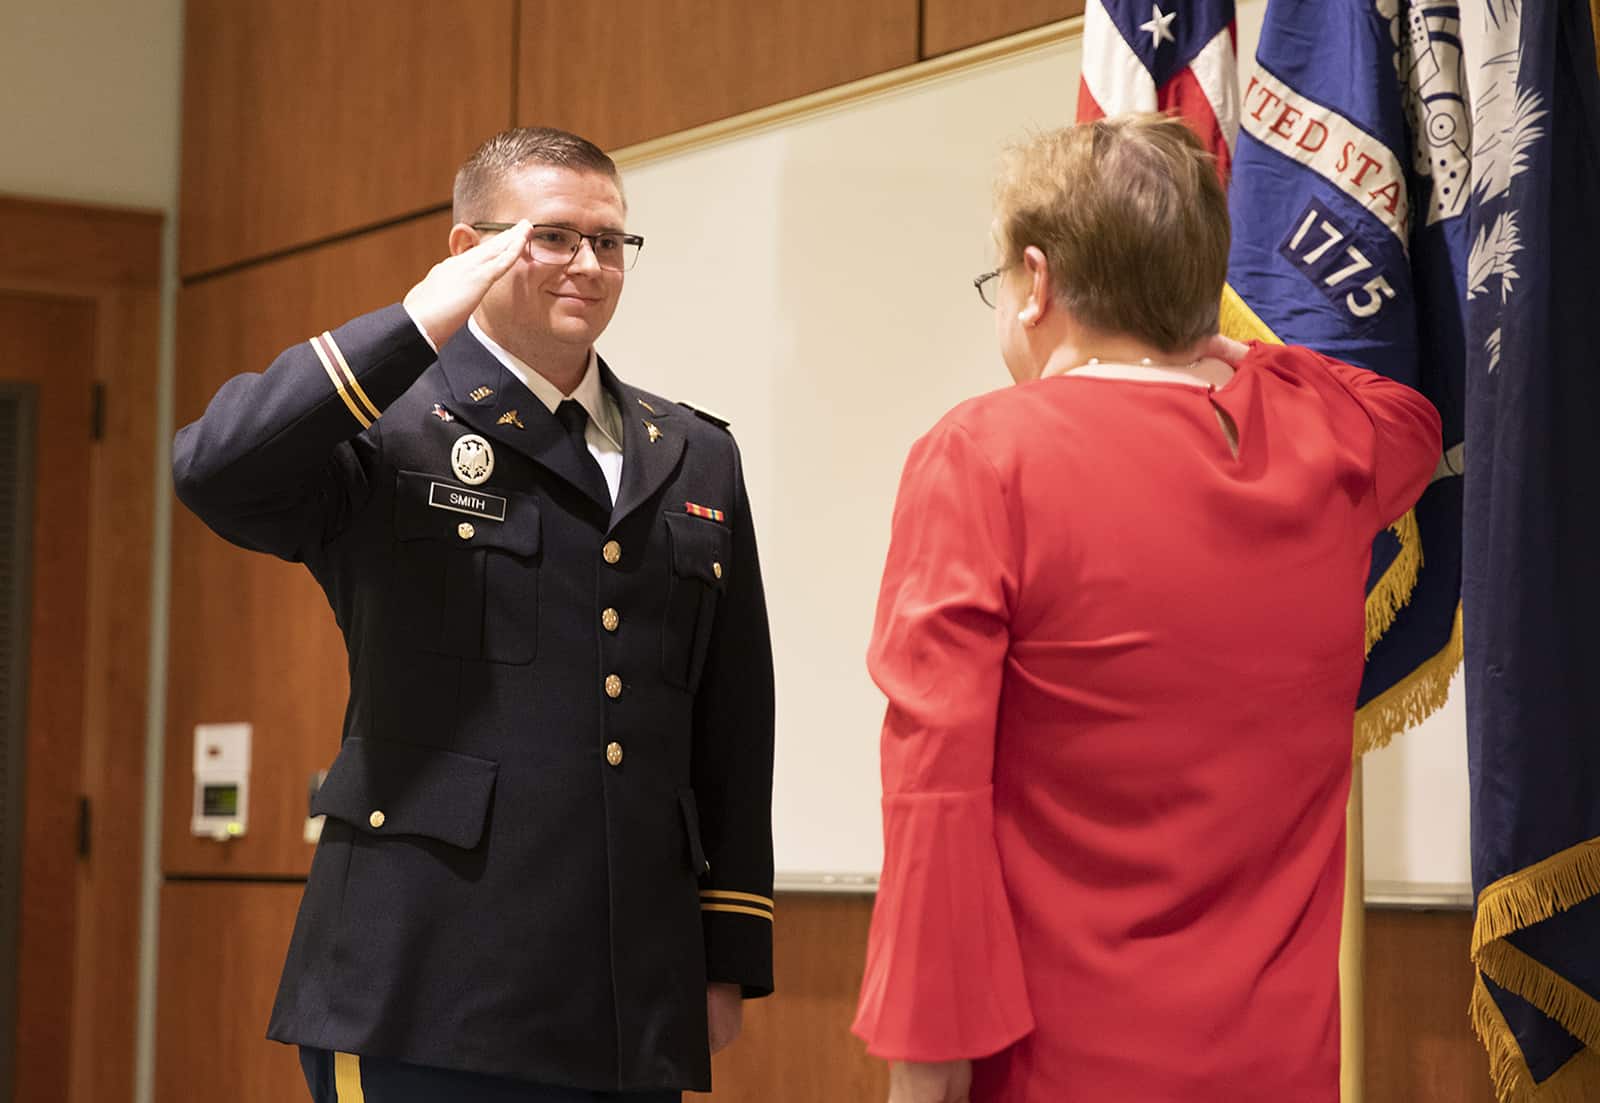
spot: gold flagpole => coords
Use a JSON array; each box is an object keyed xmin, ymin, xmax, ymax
[{"xmin": 1340, "ymin": 760, "xmax": 1365, "ymax": 1103}]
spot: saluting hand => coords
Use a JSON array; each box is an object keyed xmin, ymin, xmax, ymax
[
  {"xmin": 402, "ymin": 220, "xmax": 534, "ymax": 350},
  {"xmin": 888, "ymin": 1060, "xmax": 973, "ymax": 1103}
]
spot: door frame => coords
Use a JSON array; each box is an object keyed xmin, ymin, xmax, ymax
[{"xmin": 0, "ymin": 194, "xmax": 162, "ymax": 1103}]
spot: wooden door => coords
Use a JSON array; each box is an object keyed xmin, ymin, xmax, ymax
[{"xmin": 0, "ymin": 291, "xmax": 95, "ymax": 1103}]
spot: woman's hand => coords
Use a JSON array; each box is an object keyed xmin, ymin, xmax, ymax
[
  {"xmin": 1201, "ymin": 333, "xmax": 1251, "ymax": 365},
  {"xmin": 888, "ymin": 1059, "xmax": 973, "ymax": 1103}
]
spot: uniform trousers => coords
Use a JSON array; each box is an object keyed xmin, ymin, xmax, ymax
[{"xmin": 300, "ymin": 1048, "xmax": 682, "ymax": 1103}]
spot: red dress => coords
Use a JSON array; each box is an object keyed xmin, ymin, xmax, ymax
[{"xmin": 852, "ymin": 344, "xmax": 1440, "ymax": 1102}]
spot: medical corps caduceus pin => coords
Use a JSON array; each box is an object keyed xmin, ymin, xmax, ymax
[{"xmin": 451, "ymin": 433, "xmax": 495, "ymax": 486}]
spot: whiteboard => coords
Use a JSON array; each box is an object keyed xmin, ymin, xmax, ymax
[{"xmin": 596, "ymin": 4, "xmax": 1471, "ymax": 902}]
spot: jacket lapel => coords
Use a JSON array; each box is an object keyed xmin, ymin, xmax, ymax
[
  {"xmin": 603, "ymin": 358, "xmax": 686, "ymax": 527},
  {"xmin": 437, "ymin": 329, "xmax": 611, "ymax": 511}
]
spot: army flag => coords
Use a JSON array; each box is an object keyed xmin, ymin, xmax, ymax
[
  {"xmin": 1221, "ymin": 0, "xmax": 1466, "ymax": 753},
  {"xmin": 1462, "ymin": 0, "xmax": 1600, "ymax": 1097}
]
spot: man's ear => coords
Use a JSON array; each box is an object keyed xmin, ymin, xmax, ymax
[{"xmin": 448, "ymin": 222, "xmax": 480, "ymax": 257}]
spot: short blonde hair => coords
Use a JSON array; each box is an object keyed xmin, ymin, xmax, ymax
[{"xmin": 994, "ymin": 114, "xmax": 1230, "ymax": 352}]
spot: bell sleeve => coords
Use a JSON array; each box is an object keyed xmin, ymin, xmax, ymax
[{"xmin": 851, "ymin": 416, "xmax": 1035, "ymax": 1061}]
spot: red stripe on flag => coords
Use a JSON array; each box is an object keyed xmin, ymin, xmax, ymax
[
  {"xmin": 1158, "ymin": 66, "xmax": 1232, "ymax": 185},
  {"xmin": 1076, "ymin": 81, "xmax": 1106, "ymax": 124}
]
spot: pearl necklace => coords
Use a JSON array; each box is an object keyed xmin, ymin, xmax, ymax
[{"xmin": 1082, "ymin": 356, "xmax": 1201, "ymax": 372}]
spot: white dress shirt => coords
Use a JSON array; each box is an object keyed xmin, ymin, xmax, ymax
[{"xmin": 467, "ymin": 316, "xmax": 625, "ymax": 504}]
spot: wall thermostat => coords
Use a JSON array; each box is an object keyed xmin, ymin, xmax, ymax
[{"xmin": 191, "ymin": 722, "xmax": 251, "ymax": 840}]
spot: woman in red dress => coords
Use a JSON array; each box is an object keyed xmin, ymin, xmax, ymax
[{"xmin": 851, "ymin": 115, "xmax": 1441, "ymax": 1103}]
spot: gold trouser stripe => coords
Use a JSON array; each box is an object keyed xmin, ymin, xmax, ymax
[
  {"xmin": 700, "ymin": 889, "xmax": 776, "ymax": 910},
  {"xmin": 334, "ymin": 1052, "xmax": 365, "ymax": 1103},
  {"xmin": 310, "ymin": 335, "xmax": 372, "ymax": 429},
  {"xmin": 321, "ymin": 330, "xmax": 382, "ymax": 422},
  {"xmin": 702, "ymin": 902, "xmax": 775, "ymax": 921}
]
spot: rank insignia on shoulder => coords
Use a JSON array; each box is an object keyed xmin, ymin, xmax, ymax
[
  {"xmin": 637, "ymin": 398, "xmax": 660, "ymax": 415},
  {"xmin": 497, "ymin": 409, "xmax": 525, "ymax": 430},
  {"xmin": 469, "ymin": 386, "xmax": 495, "ymax": 402},
  {"xmin": 685, "ymin": 501, "xmax": 725, "ymax": 522},
  {"xmin": 431, "ymin": 403, "xmax": 456, "ymax": 422},
  {"xmin": 644, "ymin": 420, "xmax": 662, "ymax": 443},
  {"xmin": 679, "ymin": 402, "xmax": 730, "ymax": 429}
]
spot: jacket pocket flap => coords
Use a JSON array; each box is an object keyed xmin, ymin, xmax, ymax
[
  {"xmin": 664, "ymin": 512, "xmax": 731, "ymax": 589},
  {"xmin": 312, "ymin": 736, "xmax": 498, "ymax": 849},
  {"xmin": 394, "ymin": 470, "xmax": 540, "ymax": 556}
]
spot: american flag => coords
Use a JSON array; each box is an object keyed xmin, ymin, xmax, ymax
[{"xmin": 1076, "ymin": 0, "xmax": 1240, "ymax": 184}]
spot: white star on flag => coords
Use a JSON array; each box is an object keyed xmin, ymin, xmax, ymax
[{"xmin": 1139, "ymin": 3, "xmax": 1178, "ymax": 48}]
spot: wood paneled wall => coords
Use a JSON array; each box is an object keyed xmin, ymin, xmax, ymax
[
  {"xmin": 155, "ymin": 882, "xmax": 307, "ymax": 1103},
  {"xmin": 517, "ymin": 0, "xmax": 919, "ymax": 151},
  {"xmin": 163, "ymin": 3, "xmax": 1496, "ymax": 1102},
  {"xmin": 179, "ymin": 0, "xmax": 514, "ymax": 278},
  {"xmin": 921, "ymin": 0, "xmax": 1085, "ymax": 58},
  {"xmin": 150, "ymin": 887, "xmax": 1495, "ymax": 1102}
]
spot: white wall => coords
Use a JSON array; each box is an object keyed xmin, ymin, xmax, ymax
[{"xmin": 1, "ymin": 0, "xmax": 183, "ymax": 211}]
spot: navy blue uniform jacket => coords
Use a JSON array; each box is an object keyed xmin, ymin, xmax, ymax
[{"xmin": 172, "ymin": 305, "xmax": 776, "ymax": 1093}]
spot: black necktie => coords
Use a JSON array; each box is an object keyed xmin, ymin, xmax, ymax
[{"xmin": 554, "ymin": 399, "xmax": 612, "ymax": 506}]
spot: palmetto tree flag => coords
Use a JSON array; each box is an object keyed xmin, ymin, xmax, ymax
[
  {"xmin": 1462, "ymin": 1, "xmax": 1600, "ymax": 1097},
  {"xmin": 1220, "ymin": 0, "xmax": 1467, "ymax": 754}
]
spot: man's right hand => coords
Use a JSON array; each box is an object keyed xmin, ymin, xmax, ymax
[{"xmin": 402, "ymin": 220, "xmax": 534, "ymax": 350}]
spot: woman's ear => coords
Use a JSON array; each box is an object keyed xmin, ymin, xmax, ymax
[{"xmin": 1019, "ymin": 245, "xmax": 1051, "ymax": 327}]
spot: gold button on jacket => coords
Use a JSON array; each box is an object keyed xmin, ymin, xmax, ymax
[
  {"xmin": 604, "ymin": 674, "xmax": 622, "ymax": 699},
  {"xmin": 602, "ymin": 608, "xmax": 620, "ymax": 632},
  {"xmin": 602, "ymin": 539, "xmax": 622, "ymax": 564},
  {"xmin": 606, "ymin": 742, "xmax": 624, "ymax": 767},
  {"xmin": 369, "ymin": 810, "xmax": 386, "ymax": 829},
  {"xmin": 457, "ymin": 521, "xmax": 475, "ymax": 540}
]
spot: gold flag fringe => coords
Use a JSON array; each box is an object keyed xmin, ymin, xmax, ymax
[
  {"xmin": 1353, "ymin": 603, "xmax": 1462, "ymax": 757},
  {"xmin": 1472, "ymin": 973, "xmax": 1600, "ymax": 1103},
  {"xmin": 1478, "ymin": 939, "xmax": 1600, "ymax": 1053},
  {"xmin": 1473, "ymin": 838, "xmax": 1600, "ymax": 956},
  {"xmin": 1471, "ymin": 838, "xmax": 1600, "ymax": 1101},
  {"xmin": 1365, "ymin": 509, "xmax": 1422, "ymax": 656}
]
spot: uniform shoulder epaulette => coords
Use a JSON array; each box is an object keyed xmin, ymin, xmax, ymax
[{"xmin": 678, "ymin": 402, "xmax": 732, "ymax": 430}]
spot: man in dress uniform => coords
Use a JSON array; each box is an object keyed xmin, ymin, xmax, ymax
[{"xmin": 173, "ymin": 128, "xmax": 776, "ymax": 1103}]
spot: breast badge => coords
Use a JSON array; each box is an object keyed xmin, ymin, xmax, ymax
[{"xmin": 451, "ymin": 434, "xmax": 495, "ymax": 486}]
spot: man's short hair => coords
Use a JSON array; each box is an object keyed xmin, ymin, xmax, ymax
[
  {"xmin": 994, "ymin": 114, "xmax": 1230, "ymax": 352},
  {"xmin": 453, "ymin": 127, "xmax": 622, "ymax": 223}
]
